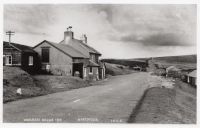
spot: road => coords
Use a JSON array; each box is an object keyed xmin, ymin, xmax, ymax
[{"xmin": 4, "ymin": 72, "xmax": 152, "ymax": 123}]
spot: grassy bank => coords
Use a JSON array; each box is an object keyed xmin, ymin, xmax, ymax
[
  {"xmin": 3, "ymin": 67, "xmax": 92, "ymax": 103},
  {"xmin": 128, "ymin": 79, "xmax": 196, "ymax": 123}
]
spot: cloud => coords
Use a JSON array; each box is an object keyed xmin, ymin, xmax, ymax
[
  {"xmin": 120, "ymin": 32, "xmax": 194, "ymax": 46},
  {"xmin": 4, "ymin": 4, "xmax": 57, "ymax": 35},
  {"xmin": 3, "ymin": 4, "xmax": 197, "ymax": 58},
  {"xmin": 89, "ymin": 4, "xmax": 196, "ymax": 47}
]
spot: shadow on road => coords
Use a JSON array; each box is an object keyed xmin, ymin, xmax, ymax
[{"xmin": 127, "ymin": 88, "xmax": 149, "ymax": 123}]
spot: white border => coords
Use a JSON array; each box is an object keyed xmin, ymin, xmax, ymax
[
  {"xmin": 1, "ymin": 1, "xmax": 199, "ymax": 128},
  {"xmin": 0, "ymin": 0, "xmax": 199, "ymax": 4}
]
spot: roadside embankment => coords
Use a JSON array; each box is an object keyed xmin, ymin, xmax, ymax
[
  {"xmin": 128, "ymin": 78, "xmax": 196, "ymax": 124},
  {"xmin": 3, "ymin": 66, "xmax": 45, "ymax": 103},
  {"xmin": 3, "ymin": 66, "xmax": 92, "ymax": 103}
]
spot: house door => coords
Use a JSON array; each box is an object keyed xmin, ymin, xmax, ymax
[
  {"xmin": 73, "ymin": 63, "xmax": 83, "ymax": 78},
  {"xmin": 99, "ymin": 68, "xmax": 102, "ymax": 79},
  {"xmin": 5, "ymin": 55, "xmax": 12, "ymax": 65}
]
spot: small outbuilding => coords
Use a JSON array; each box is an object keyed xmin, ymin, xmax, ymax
[
  {"xmin": 3, "ymin": 41, "xmax": 39, "ymax": 73},
  {"xmin": 186, "ymin": 70, "xmax": 197, "ymax": 86}
]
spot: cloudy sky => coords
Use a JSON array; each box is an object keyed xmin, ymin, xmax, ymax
[{"xmin": 4, "ymin": 4, "xmax": 196, "ymax": 59}]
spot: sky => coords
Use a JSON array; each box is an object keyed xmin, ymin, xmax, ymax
[{"xmin": 3, "ymin": 4, "xmax": 197, "ymax": 59}]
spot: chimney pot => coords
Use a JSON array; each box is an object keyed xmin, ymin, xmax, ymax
[
  {"xmin": 82, "ymin": 34, "xmax": 87, "ymax": 44},
  {"xmin": 64, "ymin": 26, "xmax": 74, "ymax": 40}
]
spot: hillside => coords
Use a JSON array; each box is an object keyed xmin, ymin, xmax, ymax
[
  {"xmin": 151, "ymin": 55, "xmax": 197, "ymax": 70},
  {"xmin": 104, "ymin": 62, "xmax": 134, "ymax": 76},
  {"xmin": 153, "ymin": 55, "xmax": 196, "ymax": 63},
  {"xmin": 102, "ymin": 59, "xmax": 148, "ymax": 70},
  {"xmin": 102, "ymin": 54, "xmax": 196, "ymax": 71}
]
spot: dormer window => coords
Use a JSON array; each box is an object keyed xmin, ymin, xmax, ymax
[{"xmin": 90, "ymin": 54, "xmax": 99, "ymax": 63}]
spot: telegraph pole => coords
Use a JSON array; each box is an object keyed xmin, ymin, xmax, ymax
[{"xmin": 6, "ymin": 31, "xmax": 15, "ymax": 45}]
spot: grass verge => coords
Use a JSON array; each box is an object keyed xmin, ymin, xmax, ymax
[{"xmin": 128, "ymin": 80, "xmax": 196, "ymax": 124}]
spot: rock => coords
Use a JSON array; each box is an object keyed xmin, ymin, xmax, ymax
[{"xmin": 16, "ymin": 88, "xmax": 22, "ymax": 95}]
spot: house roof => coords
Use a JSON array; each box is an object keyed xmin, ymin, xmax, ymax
[
  {"xmin": 187, "ymin": 70, "xmax": 197, "ymax": 78},
  {"xmin": 60, "ymin": 38, "xmax": 101, "ymax": 56},
  {"xmin": 79, "ymin": 40, "xmax": 101, "ymax": 55},
  {"xmin": 34, "ymin": 40, "xmax": 87, "ymax": 58},
  {"xmin": 60, "ymin": 39, "xmax": 90, "ymax": 57},
  {"xmin": 3, "ymin": 41, "xmax": 36, "ymax": 53},
  {"xmin": 87, "ymin": 60, "xmax": 100, "ymax": 67}
]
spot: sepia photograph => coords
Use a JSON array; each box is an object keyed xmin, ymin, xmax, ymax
[{"xmin": 2, "ymin": 3, "xmax": 197, "ymax": 124}]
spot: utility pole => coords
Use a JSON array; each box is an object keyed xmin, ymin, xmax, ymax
[{"xmin": 6, "ymin": 31, "xmax": 15, "ymax": 45}]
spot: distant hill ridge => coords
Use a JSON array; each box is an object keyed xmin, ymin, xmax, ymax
[
  {"xmin": 152, "ymin": 55, "xmax": 197, "ymax": 63},
  {"xmin": 103, "ymin": 54, "xmax": 196, "ymax": 64}
]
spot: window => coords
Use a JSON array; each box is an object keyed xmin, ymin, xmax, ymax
[
  {"xmin": 89, "ymin": 67, "xmax": 93, "ymax": 73},
  {"xmin": 12, "ymin": 53, "xmax": 21, "ymax": 65},
  {"xmin": 29, "ymin": 56, "xmax": 33, "ymax": 66},
  {"xmin": 90, "ymin": 54, "xmax": 99, "ymax": 63},
  {"xmin": 92, "ymin": 55, "xmax": 95, "ymax": 62},
  {"xmin": 42, "ymin": 48, "xmax": 49, "ymax": 63},
  {"xmin": 90, "ymin": 54, "xmax": 95, "ymax": 62},
  {"xmin": 5, "ymin": 55, "xmax": 12, "ymax": 65},
  {"xmin": 90, "ymin": 54, "xmax": 92, "ymax": 60},
  {"xmin": 95, "ymin": 56, "xmax": 99, "ymax": 63}
]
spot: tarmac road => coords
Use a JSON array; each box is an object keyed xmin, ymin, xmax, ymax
[{"xmin": 3, "ymin": 72, "xmax": 151, "ymax": 123}]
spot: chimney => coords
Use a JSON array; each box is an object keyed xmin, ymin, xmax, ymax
[
  {"xmin": 81, "ymin": 34, "xmax": 87, "ymax": 44},
  {"xmin": 64, "ymin": 26, "xmax": 74, "ymax": 41}
]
